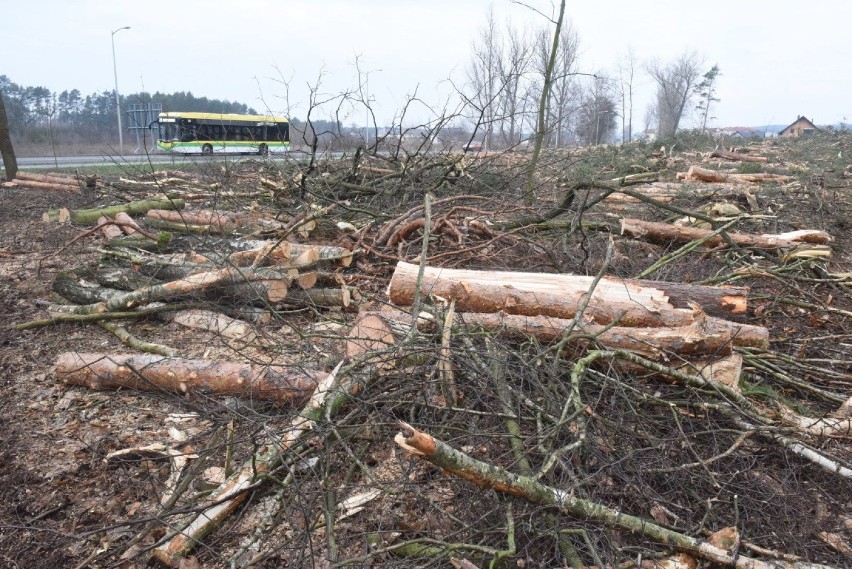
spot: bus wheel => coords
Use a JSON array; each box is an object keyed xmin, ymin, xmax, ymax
[
  {"xmin": 258, "ymin": 144, "xmax": 269, "ymax": 156},
  {"xmin": 202, "ymin": 144, "xmax": 213, "ymax": 155}
]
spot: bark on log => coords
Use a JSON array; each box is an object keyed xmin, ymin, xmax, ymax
[
  {"xmin": 55, "ymin": 352, "xmax": 321, "ymax": 404},
  {"xmin": 16, "ymin": 170, "xmax": 81, "ymax": 184},
  {"xmin": 97, "ymin": 216, "xmax": 124, "ymax": 241},
  {"xmin": 14, "ymin": 178, "xmax": 80, "ymax": 193},
  {"xmin": 370, "ymin": 307, "xmax": 768, "ymax": 358},
  {"xmin": 621, "ymin": 218, "xmax": 833, "ymax": 250},
  {"xmin": 681, "ymin": 165, "xmax": 793, "ymax": 184},
  {"xmin": 634, "ymin": 279, "xmax": 748, "ymax": 317},
  {"xmin": 52, "ymin": 274, "xmax": 261, "ymax": 341},
  {"xmin": 43, "ymin": 198, "xmax": 185, "ymax": 224},
  {"xmin": 160, "ymin": 309, "xmax": 257, "ymax": 342},
  {"xmin": 284, "ymin": 286, "xmax": 357, "ymax": 309},
  {"xmin": 68, "ymin": 266, "xmax": 292, "ymax": 314},
  {"xmin": 113, "ymin": 211, "xmax": 144, "ymax": 235},
  {"xmin": 710, "ymin": 149, "xmax": 768, "ymax": 163},
  {"xmin": 146, "ymin": 209, "xmax": 238, "ymax": 233},
  {"xmin": 107, "ymin": 258, "xmax": 298, "ymax": 305},
  {"xmin": 53, "ymin": 273, "xmax": 121, "ymax": 304},
  {"xmin": 389, "ymin": 261, "xmax": 696, "ymax": 327},
  {"xmin": 455, "ymin": 311, "xmax": 768, "ymax": 354},
  {"xmin": 104, "ymin": 233, "xmax": 172, "ymax": 252}
]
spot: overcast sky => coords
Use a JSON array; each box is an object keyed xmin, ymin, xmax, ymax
[{"xmin": 2, "ymin": 0, "xmax": 850, "ymax": 130}]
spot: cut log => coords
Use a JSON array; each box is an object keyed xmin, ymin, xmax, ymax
[
  {"xmin": 621, "ymin": 218, "xmax": 833, "ymax": 250},
  {"xmin": 146, "ymin": 209, "xmax": 237, "ymax": 233},
  {"xmin": 113, "ymin": 211, "xmax": 143, "ymax": 235},
  {"xmin": 680, "ymin": 165, "xmax": 793, "ymax": 185},
  {"xmin": 43, "ymin": 198, "xmax": 185, "ymax": 224},
  {"xmin": 97, "ymin": 216, "xmax": 124, "ymax": 241},
  {"xmin": 16, "ymin": 170, "xmax": 74, "ymax": 182},
  {"xmin": 345, "ymin": 312, "xmax": 403, "ymax": 363},
  {"xmin": 373, "ymin": 307, "xmax": 768, "ymax": 358},
  {"xmin": 13, "ymin": 178, "xmax": 80, "ymax": 193},
  {"xmin": 68, "ymin": 266, "xmax": 293, "ymax": 314},
  {"xmin": 710, "ymin": 149, "xmax": 768, "ymax": 163},
  {"xmin": 388, "ymin": 261, "xmax": 694, "ymax": 327},
  {"xmin": 456, "ymin": 311, "xmax": 768, "ymax": 354},
  {"xmin": 284, "ymin": 286, "xmax": 356, "ymax": 309},
  {"xmin": 288, "ymin": 242, "xmax": 354, "ymax": 267},
  {"xmin": 163, "ymin": 309, "xmax": 257, "ymax": 342},
  {"xmin": 55, "ymin": 352, "xmax": 322, "ymax": 405}
]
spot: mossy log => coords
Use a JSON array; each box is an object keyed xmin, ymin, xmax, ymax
[{"xmin": 43, "ymin": 197, "xmax": 185, "ymax": 224}]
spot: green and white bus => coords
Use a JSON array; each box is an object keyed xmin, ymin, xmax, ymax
[{"xmin": 155, "ymin": 112, "xmax": 289, "ymax": 155}]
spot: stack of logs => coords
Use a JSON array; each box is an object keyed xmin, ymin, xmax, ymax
[
  {"xmin": 353, "ymin": 261, "xmax": 770, "ymax": 388},
  {"xmin": 3, "ymin": 170, "xmax": 95, "ymax": 193}
]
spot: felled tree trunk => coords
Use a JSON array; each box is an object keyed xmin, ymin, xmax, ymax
[
  {"xmin": 159, "ymin": 309, "xmax": 258, "ymax": 342},
  {"xmin": 146, "ymin": 209, "xmax": 238, "ymax": 234},
  {"xmin": 43, "ymin": 198, "xmax": 185, "ymax": 224},
  {"xmin": 710, "ymin": 149, "xmax": 768, "ymax": 163},
  {"xmin": 231, "ymin": 240, "xmax": 354, "ymax": 268},
  {"xmin": 13, "ymin": 178, "xmax": 80, "ymax": 193},
  {"xmin": 113, "ymin": 211, "xmax": 144, "ymax": 235},
  {"xmin": 97, "ymin": 216, "xmax": 124, "ymax": 241},
  {"xmin": 621, "ymin": 218, "xmax": 833, "ymax": 250},
  {"xmin": 283, "ymin": 286, "xmax": 359, "ymax": 309},
  {"xmin": 65, "ymin": 266, "xmax": 292, "ymax": 314},
  {"xmin": 388, "ymin": 261, "xmax": 741, "ymax": 327},
  {"xmin": 360, "ymin": 307, "xmax": 767, "ymax": 359},
  {"xmin": 55, "ymin": 352, "xmax": 322, "ymax": 404},
  {"xmin": 679, "ymin": 165, "xmax": 793, "ymax": 184}
]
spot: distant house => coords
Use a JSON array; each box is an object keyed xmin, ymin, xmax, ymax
[
  {"xmin": 718, "ymin": 127, "xmax": 761, "ymax": 139},
  {"xmin": 779, "ymin": 116, "xmax": 819, "ymax": 137}
]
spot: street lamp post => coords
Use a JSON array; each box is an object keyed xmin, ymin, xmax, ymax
[
  {"xmin": 111, "ymin": 26, "xmax": 130, "ymax": 155},
  {"xmin": 364, "ymin": 69, "xmax": 381, "ymax": 146}
]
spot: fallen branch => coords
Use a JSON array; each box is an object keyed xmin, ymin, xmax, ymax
[{"xmin": 394, "ymin": 423, "xmax": 832, "ymax": 569}]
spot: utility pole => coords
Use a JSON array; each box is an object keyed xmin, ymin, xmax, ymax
[{"xmin": 111, "ymin": 26, "xmax": 131, "ymax": 155}]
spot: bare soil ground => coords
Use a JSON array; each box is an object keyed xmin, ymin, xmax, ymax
[{"xmin": 1, "ymin": 135, "xmax": 850, "ymax": 568}]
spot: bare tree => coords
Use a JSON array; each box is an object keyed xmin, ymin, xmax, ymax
[
  {"xmin": 0, "ymin": 93, "xmax": 17, "ymax": 180},
  {"xmin": 522, "ymin": 0, "xmax": 566, "ymax": 202},
  {"xmin": 646, "ymin": 51, "xmax": 704, "ymax": 138},
  {"xmin": 615, "ymin": 47, "xmax": 637, "ymax": 142},
  {"xmin": 495, "ymin": 24, "xmax": 532, "ymax": 148},
  {"xmin": 466, "ymin": 7, "xmax": 503, "ymax": 150},
  {"xmin": 549, "ymin": 22, "xmax": 580, "ymax": 147}
]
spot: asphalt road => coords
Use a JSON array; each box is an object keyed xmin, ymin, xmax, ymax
[{"xmin": 9, "ymin": 153, "xmax": 258, "ymax": 170}]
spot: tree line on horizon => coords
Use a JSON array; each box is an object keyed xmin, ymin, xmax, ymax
[{"xmin": 0, "ymin": 75, "xmax": 265, "ymax": 146}]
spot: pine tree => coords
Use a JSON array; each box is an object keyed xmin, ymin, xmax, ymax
[{"xmin": 694, "ymin": 65, "xmax": 721, "ymax": 134}]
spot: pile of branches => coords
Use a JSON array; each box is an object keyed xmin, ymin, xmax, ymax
[{"xmin": 14, "ymin": 143, "xmax": 852, "ymax": 568}]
